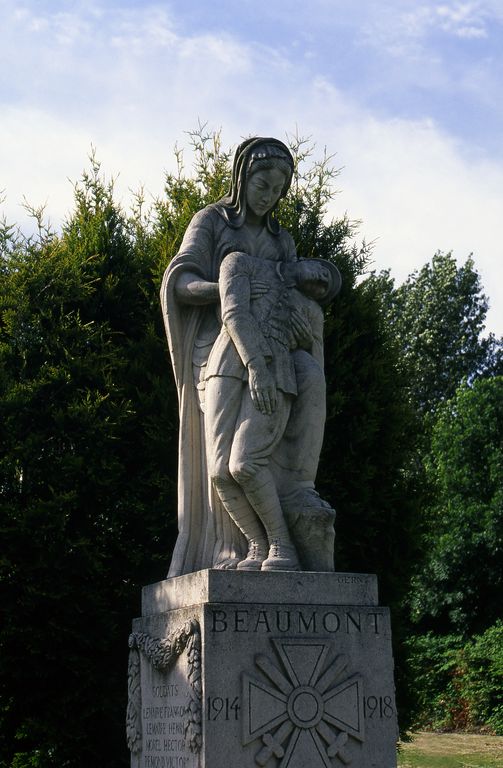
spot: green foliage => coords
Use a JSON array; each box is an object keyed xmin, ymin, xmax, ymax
[
  {"xmin": 379, "ymin": 252, "xmax": 502, "ymax": 727},
  {"xmin": 0, "ymin": 156, "xmax": 178, "ymax": 766},
  {"xmin": 150, "ymin": 125, "xmax": 232, "ymax": 284},
  {"xmin": 411, "ymin": 377, "xmax": 503, "ymax": 635},
  {"xmin": 4, "ymin": 127, "xmax": 499, "ymax": 761},
  {"xmin": 9, "ymin": 751, "xmax": 47, "ymax": 768},
  {"xmin": 4, "ymin": 130, "xmax": 414, "ymax": 765},
  {"xmin": 406, "ymin": 622, "xmax": 503, "ymax": 734},
  {"xmin": 381, "ymin": 252, "xmax": 501, "ymax": 415}
]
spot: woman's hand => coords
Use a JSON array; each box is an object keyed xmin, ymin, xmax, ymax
[
  {"xmin": 247, "ymin": 358, "xmax": 277, "ymax": 415},
  {"xmin": 291, "ymin": 308, "xmax": 313, "ymax": 349}
]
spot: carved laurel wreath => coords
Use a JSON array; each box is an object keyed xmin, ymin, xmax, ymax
[{"xmin": 127, "ymin": 619, "xmax": 202, "ymax": 755}]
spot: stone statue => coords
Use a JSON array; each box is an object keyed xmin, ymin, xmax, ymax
[{"xmin": 161, "ymin": 137, "xmax": 341, "ymax": 577}]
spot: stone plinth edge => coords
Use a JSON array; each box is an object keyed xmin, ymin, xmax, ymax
[{"xmin": 141, "ymin": 570, "xmax": 378, "ymax": 616}]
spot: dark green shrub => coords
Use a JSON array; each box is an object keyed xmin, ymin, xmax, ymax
[{"xmin": 406, "ymin": 623, "xmax": 503, "ymax": 734}]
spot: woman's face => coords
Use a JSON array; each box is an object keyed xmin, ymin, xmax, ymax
[{"xmin": 246, "ymin": 167, "xmax": 286, "ymax": 221}]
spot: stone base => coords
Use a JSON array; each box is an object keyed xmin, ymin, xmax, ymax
[{"xmin": 127, "ymin": 571, "xmax": 398, "ymax": 768}]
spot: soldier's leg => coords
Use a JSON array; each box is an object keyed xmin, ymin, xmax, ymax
[
  {"xmin": 272, "ymin": 349, "xmax": 326, "ymax": 492},
  {"xmin": 205, "ymin": 376, "xmax": 267, "ymax": 569},
  {"xmin": 229, "ymin": 388, "xmax": 299, "ymax": 571}
]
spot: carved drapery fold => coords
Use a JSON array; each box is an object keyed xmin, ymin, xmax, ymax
[{"xmin": 126, "ymin": 619, "xmax": 202, "ymax": 755}]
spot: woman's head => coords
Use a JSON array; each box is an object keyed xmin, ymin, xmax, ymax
[
  {"xmin": 245, "ymin": 142, "xmax": 293, "ymax": 194},
  {"xmin": 217, "ymin": 137, "xmax": 294, "ymax": 232}
]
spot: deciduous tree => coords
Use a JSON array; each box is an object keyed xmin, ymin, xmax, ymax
[
  {"xmin": 411, "ymin": 376, "xmax": 503, "ymax": 635},
  {"xmin": 382, "ymin": 251, "xmax": 501, "ymax": 415}
]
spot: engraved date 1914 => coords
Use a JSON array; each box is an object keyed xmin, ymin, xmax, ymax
[{"xmin": 207, "ymin": 696, "xmax": 241, "ymax": 721}]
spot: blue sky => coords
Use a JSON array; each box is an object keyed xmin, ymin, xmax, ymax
[{"xmin": 1, "ymin": 0, "xmax": 502, "ymax": 334}]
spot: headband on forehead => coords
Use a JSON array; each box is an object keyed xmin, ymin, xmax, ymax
[
  {"xmin": 247, "ymin": 143, "xmax": 294, "ymax": 171},
  {"xmin": 249, "ymin": 150, "xmax": 268, "ymax": 166}
]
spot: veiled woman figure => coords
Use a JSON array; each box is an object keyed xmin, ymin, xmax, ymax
[{"xmin": 161, "ymin": 137, "xmax": 336, "ymax": 577}]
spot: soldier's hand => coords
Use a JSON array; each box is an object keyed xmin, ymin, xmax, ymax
[
  {"xmin": 250, "ymin": 279, "xmax": 270, "ymax": 299},
  {"xmin": 247, "ymin": 358, "xmax": 277, "ymax": 414}
]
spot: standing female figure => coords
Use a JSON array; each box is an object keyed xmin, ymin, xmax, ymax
[{"xmin": 161, "ymin": 137, "xmax": 336, "ymax": 576}]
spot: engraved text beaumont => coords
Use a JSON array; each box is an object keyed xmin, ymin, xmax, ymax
[{"xmin": 211, "ymin": 609, "xmax": 384, "ymax": 634}]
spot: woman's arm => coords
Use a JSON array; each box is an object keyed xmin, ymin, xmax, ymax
[{"xmin": 174, "ymin": 271, "xmax": 219, "ymax": 305}]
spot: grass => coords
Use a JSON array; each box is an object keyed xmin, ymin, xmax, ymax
[{"xmin": 398, "ymin": 732, "xmax": 503, "ymax": 768}]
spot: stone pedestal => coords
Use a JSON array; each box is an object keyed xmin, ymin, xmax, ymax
[{"xmin": 127, "ymin": 571, "xmax": 398, "ymax": 768}]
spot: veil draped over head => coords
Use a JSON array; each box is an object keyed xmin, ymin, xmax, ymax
[
  {"xmin": 160, "ymin": 137, "xmax": 296, "ymax": 577},
  {"xmin": 215, "ymin": 137, "xmax": 294, "ymax": 233}
]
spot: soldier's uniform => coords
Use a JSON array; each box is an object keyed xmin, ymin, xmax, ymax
[{"xmin": 205, "ymin": 251, "xmax": 324, "ymax": 484}]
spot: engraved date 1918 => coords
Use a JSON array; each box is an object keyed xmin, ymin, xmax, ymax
[
  {"xmin": 207, "ymin": 696, "xmax": 241, "ymax": 721},
  {"xmin": 363, "ymin": 695, "xmax": 394, "ymax": 719}
]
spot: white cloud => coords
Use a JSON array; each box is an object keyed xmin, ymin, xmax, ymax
[
  {"xmin": 436, "ymin": 2, "xmax": 487, "ymax": 37},
  {"xmin": 0, "ymin": 0, "xmax": 501, "ymax": 336},
  {"xmin": 109, "ymin": 6, "xmax": 177, "ymax": 51},
  {"xmin": 363, "ymin": 1, "xmax": 490, "ymax": 47},
  {"xmin": 327, "ymin": 112, "xmax": 503, "ymax": 337}
]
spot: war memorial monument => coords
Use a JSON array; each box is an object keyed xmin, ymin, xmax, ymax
[{"xmin": 127, "ymin": 137, "xmax": 398, "ymax": 767}]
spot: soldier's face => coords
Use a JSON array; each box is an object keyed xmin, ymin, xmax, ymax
[{"xmin": 296, "ymin": 262, "xmax": 330, "ymax": 300}]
